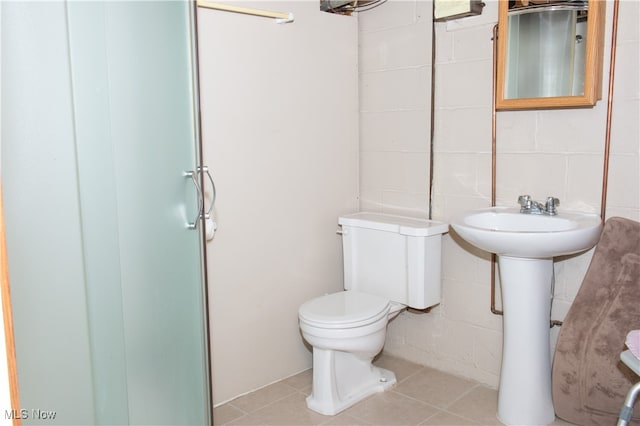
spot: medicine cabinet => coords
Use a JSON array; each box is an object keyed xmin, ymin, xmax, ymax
[{"xmin": 496, "ymin": 0, "xmax": 606, "ymax": 110}]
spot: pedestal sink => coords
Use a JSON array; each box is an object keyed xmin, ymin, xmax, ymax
[{"xmin": 451, "ymin": 207, "xmax": 602, "ymax": 426}]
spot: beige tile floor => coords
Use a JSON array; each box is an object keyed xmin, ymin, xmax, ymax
[{"xmin": 213, "ymin": 354, "xmax": 575, "ymax": 426}]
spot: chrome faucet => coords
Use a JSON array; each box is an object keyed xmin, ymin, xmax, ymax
[{"xmin": 517, "ymin": 195, "xmax": 560, "ymax": 215}]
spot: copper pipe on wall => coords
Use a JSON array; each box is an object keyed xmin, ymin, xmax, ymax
[
  {"xmin": 600, "ymin": 0, "xmax": 620, "ymax": 223},
  {"xmin": 490, "ymin": 25, "xmax": 502, "ymax": 316}
]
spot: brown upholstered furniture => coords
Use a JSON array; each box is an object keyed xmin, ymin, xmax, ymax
[{"xmin": 552, "ymin": 217, "xmax": 640, "ymax": 425}]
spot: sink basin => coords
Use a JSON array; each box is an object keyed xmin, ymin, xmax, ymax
[{"xmin": 451, "ymin": 206, "xmax": 602, "ymax": 259}]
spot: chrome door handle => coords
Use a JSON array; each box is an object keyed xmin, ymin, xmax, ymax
[
  {"xmin": 185, "ymin": 170, "xmax": 203, "ymax": 229},
  {"xmin": 198, "ymin": 166, "xmax": 216, "ymax": 219},
  {"xmin": 185, "ymin": 166, "xmax": 216, "ymax": 230}
]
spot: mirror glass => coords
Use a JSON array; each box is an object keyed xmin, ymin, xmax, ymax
[
  {"xmin": 505, "ymin": 3, "xmax": 588, "ymax": 99},
  {"xmin": 496, "ymin": 0, "xmax": 605, "ymax": 110}
]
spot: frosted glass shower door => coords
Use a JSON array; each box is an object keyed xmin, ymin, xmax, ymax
[
  {"xmin": 70, "ymin": 2, "xmax": 211, "ymax": 424},
  {"xmin": 1, "ymin": 1, "xmax": 210, "ymax": 424}
]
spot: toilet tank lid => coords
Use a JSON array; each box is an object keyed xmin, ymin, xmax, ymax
[{"xmin": 339, "ymin": 212, "xmax": 448, "ymax": 237}]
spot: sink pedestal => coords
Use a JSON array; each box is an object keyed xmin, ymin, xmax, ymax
[{"xmin": 497, "ymin": 256, "xmax": 556, "ymax": 426}]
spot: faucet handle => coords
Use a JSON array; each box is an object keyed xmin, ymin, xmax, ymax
[
  {"xmin": 518, "ymin": 195, "xmax": 531, "ymax": 207},
  {"xmin": 545, "ymin": 197, "xmax": 560, "ymax": 214}
]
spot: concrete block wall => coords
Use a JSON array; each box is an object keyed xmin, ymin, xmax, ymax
[
  {"xmin": 359, "ymin": 0, "xmax": 434, "ymax": 217},
  {"xmin": 360, "ymin": 0, "xmax": 640, "ymax": 388}
]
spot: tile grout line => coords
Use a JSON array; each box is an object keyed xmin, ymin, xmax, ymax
[
  {"xmin": 224, "ymin": 384, "xmax": 300, "ymax": 420},
  {"xmin": 443, "ymin": 382, "xmax": 482, "ymax": 409}
]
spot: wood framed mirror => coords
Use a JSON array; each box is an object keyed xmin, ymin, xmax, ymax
[{"xmin": 496, "ymin": 0, "xmax": 606, "ymax": 110}]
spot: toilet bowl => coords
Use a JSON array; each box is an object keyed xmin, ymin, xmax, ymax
[
  {"xmin": 298, "ymin": 212, "xmax": 448, "ymax": 415},
  {"xmin": 299, "ymin": 291, "xmax": 405, "ymax": 415}
]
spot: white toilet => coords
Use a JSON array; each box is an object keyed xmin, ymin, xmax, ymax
[{"xmin": 299, "ymin": 212, "xmax": 448, "ymax": 415}]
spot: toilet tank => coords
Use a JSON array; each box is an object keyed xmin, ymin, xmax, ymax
[{"xmin": 338, "ymin": 212, "xmax": 448, "ymax": 309}]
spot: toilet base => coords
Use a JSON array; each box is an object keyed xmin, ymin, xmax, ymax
[{"xmin": 306, "ymin": 348, "xmax": 397, "ymax": 416}]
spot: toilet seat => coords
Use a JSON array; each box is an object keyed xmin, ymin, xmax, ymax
[{"xmin": 299, "ymin": 291, "xmax": 390, "ymax": 329}]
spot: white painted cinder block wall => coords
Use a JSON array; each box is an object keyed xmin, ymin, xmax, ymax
[
  {"xmin": 359, "ymin": 0, "xmax": 639, "ymax": 388},
  {"xmin": 358, "ymin": 1, "xmax": 433, "ymax": 216}
]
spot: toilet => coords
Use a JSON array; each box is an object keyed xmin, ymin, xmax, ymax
[{"xmin": 299, "ymin": 212, "xmax": 448, "ymax": 415}]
